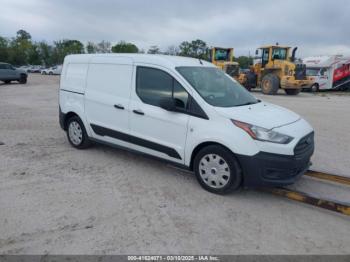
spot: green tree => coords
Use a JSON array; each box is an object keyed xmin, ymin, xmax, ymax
[
  {"xmin": 37, "ymin": 41, "xmax": 54, "ymax": 66},
  {"xmin": 27, "ymin": 44, "xmax": 41, "ymax": 65},
  {"xmin": 111, "ymin": 41, "xmax": 138, "ymax": 53},
  {"xmin": 0, "ymin": 36, "xmax": 9, "ymax": 62},
  {"xmin": 86, "ymin": 41, "xmax": 111, "ymax": 54},
  {"xmin": 16, "ymin": 29, "xmax": 31, "ymax": 41},
  {"xmin": 235, "ymin": 56, "xmax": 253, "ymax": 69},
  {"xmin": 179, "ymin": 39, "xmax": 209, "ymax": 60},
  {"xmin": 8, "ymin": 29, "xmax": 33, "ymax": 65},
  {"xmin": 86, "ymin": 42, "xmax": 97, "ymax": 53},
  {"xmin": 53, "ymin": 39, "xmax": 84, "ymax": 64},
  {"xmin": 147, "ymin": 45, "xmax": 160, "ymax": 54}
]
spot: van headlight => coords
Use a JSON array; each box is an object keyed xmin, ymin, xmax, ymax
[{"xmin": 232, "ymin": 120, "xmax": 294, "ymax": 144}]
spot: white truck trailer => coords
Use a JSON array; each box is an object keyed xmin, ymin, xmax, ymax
[{"xmin": 303, "ymin": 55, "xmax": 350, "ymax": 91}]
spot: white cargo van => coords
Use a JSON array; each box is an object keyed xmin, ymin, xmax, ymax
[{"xmin": 59, "ymin": 54, "xmax": 314, "ymax": 194}]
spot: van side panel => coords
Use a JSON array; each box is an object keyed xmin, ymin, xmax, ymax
[
  {"xmin": 59, "ymin": 61, "xmax": 90, "ymax": 134},
  {"xmin": 61, "ymin": 63, "xmax": 89, "ymax": 93},
  {"xmin": 84, "ymin": 58, "xmax": 134, "ymax": 147}
]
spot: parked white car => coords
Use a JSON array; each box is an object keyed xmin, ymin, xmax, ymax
[
  {"xmin": 59, "ymin": 54, "xmax": 314, "ymax": 194},
  {"xmin": 41, "ymin": 65, "xmax": 62, "ymax": 75}
]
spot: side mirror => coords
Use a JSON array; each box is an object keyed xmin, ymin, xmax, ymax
[
  {"xmin": 159, "ymin": 97, "xmax": 176, "ymax": 111},
  {"xmin": 255, "ymin": 49, "xmax": 258, "ymax": 55}
]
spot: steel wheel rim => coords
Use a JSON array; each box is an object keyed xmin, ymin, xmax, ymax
[
  {"xmin": 199, "ymin": 154, "xmax": 230, "ymax": 189},
  {"xmin": 263, "ymin": 79, "xmax": 270, "ymax": 90},
  {"xmin": 68, "ymin": 121, "xmax": 83, "ymax": 145}
]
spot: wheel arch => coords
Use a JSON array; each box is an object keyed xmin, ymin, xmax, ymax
[
  {"xmin": 63, "ymin": 111, "xmax": 80, "ymax": 130},
  {"xmin": 260, "ymin": 69, "xmax": 281, "ymax": 79},
  {"xmin": 189, "ymin": 141, "xmax": 242, "ymax": 171}
]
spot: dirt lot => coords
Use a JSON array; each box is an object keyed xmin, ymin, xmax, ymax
[{"xmin": 0, "ymin": 74, "xmax": 349, "ymax": 255}]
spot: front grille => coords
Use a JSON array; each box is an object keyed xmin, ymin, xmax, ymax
[
  {"xmin": 294, "ymin": 64, "xmax": 307, "ymax": 80},
  {"xmin": 294, "ymin": 132, "xmax": 314, "ymax": 157}
]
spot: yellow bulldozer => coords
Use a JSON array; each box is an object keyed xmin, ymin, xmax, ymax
[
  {"xmin": 210, "ymin": 47, "xmax": 240, "ymax": 80},
  {"xmin": 239, "ymin": 44, "xmax": 312, "ymax": 95}
]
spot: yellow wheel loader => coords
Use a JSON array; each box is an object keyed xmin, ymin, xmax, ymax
[
  {"xmin": 210, "ymin": 47, "xmax": 240, "ymax": 79},
  {"xmin": 239, "ymin": 45, "xmax": 312, "ymax": 95}
]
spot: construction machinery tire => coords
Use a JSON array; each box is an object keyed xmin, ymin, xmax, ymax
[{"xmin": 261, "ymin": 74, "xmax": 279, "ymax": 95}]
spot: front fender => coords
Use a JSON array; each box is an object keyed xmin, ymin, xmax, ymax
[{"xmin": 184, "ymin": 116, "xmax": 260, "ymax": 166}]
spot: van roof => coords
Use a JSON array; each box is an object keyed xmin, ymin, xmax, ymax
[
  {"xmin": 303, "ymin": 55, "xmax": 350, "ymax": 67},
  {"xmin": 64, "ymin": 54, "xmax": 214, "ymax": 68}
]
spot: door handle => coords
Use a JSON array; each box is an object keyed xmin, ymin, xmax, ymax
[
  {"xmin": 114, "ymin": 104, "xmax": 124, "ymax": 110},
  {"xmin": 133, "ymin": 109, "xmax": 144, "ymax": 115}
]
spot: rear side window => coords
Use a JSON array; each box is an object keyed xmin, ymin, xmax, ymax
[
  {"xmin": 136, "ymin": 67, "xmax": 188, "ymax": 109},
  {"xmin": 0, "ymin": 64, "xmax": 10, "ymax": 69}
]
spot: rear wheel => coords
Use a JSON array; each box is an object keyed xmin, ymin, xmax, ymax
[
  {"xmin": 66, "ymin": 116, "xmax": 91, "ymax": 149},
  {"xmin": 49, "ymin": 72, "xmax": 53, "ymax": 75},
  {"xmin": 194, "ymin": 145, "xmax": 242, "ymax": 194},
  {"xmin": 284, "ymin": 88, "xmax": 301, "ymax": 95},
  {"xmin": 261, "ymin": 74, "xmax": 279, "ymax": 95}
]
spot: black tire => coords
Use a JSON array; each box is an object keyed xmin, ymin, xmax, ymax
[
  {"xmin": 310, "ymin": 84, "xmax": 319, "ymax": 92},
  {"xmin": 42, "ymin": 71, "xmax": 47, "ymax": 75},
  {"xmin": 19, "ymin": 75, "xmax": 27, "ymax": 84},
  {"xmin": 245, "ymin": 72, "xmax": 257, "ymax": 91},
  {"xmin": 49, "ymin": 72, "xmax": 53, "ymax": 75},
  {"xmin": 66, "ymin": 116, "xmax": 91, "ymax": 149},
  {"xmin": 261, "ymin": 73, "xmax": 279, "ymax": 95},
  {"xmin": 4, "ymin": 80, "xmax": 11, "ymax": 84},
  {"xmin": 193, "ymin": 145, "xmax": 242, "ymax": 194},
  {"xmin": 284, "ymin": 88, "xmax": 301, "ymax": 95}
]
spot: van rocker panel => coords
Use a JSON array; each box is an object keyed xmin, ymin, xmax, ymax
[{"xmin": 90, "ymin": 124, "xmax": 182, "ymax": 160}]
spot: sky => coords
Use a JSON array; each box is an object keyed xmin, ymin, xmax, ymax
[{"xmin": 1, "ymin": 0, "xmax": 349, "ymax": 57}]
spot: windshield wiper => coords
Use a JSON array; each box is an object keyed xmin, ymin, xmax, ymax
[{"xmin": 235, "ymin": 100, "xmax": 261, "ymax": 107}]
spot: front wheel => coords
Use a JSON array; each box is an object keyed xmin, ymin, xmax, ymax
[
  {"xmin": 194, "ymin": 145, "xmax": 242, "ymax": 194},
  {"xmin": 284, "ymin": 88, "xmax": 301, "ymax": 95},
  {"xmin": 66, "ymin": 116, "xmax": 91, "ymax": 149},
  {"xmin": 310, "ymin": 84, "xmax": 319, "ymax": 92},
  {"xmin": 4, "ymin": 80, "xmax": 11, "ymax": 84},
  {"xmin": 19, "ymin": 75, "xmax": 27, "ymax": 84},
  {"xmin": 261, "ymin": 74, "xmax": 279, "ymax": 95}
]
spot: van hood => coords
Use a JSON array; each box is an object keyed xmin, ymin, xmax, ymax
[{"xmin": 214, "ymin": 101, "xmax": 300, "ymax": 130}]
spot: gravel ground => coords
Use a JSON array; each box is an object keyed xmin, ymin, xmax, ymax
[{"xmin": 0, "ymin": 74, "xmax": 349, "ymax": 255}]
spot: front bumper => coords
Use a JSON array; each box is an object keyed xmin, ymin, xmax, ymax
[
  {"xmin": 236, "ymin": 133, "xmax": 314, "ymax": 187},
  {"xmin": 281, "ymin": 77, "xmax": 312, "ymax": 89}
]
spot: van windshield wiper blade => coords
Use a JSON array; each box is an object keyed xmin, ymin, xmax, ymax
[{"xmin": 235, "ymin": 100, "xmax": 260, "ymax": 107}]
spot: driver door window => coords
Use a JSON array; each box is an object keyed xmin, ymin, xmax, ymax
[{"xmin": 136, "ymin": 66, "xmax": 189, "ymax": 109}]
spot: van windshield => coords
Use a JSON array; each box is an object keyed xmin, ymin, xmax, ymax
[
  {"xmin": 176, "ymin": 66, "xmax": 259, "ymax": 107},
  {"xmin": 306, "ymin": 68, "xmax": 321, "ymax": 76}
]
